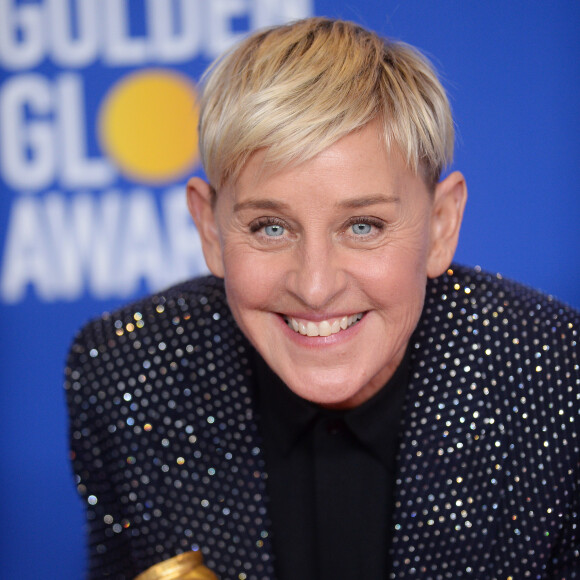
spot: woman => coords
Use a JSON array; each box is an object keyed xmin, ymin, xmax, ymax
[{"xmin": 66, "ymin": 17, "xmax": 579, "ymax": 579}]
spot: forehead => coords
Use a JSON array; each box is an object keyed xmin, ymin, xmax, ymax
[{"xmin": 221, "ymin": 123, "xmax": 427, "ymax": 203}]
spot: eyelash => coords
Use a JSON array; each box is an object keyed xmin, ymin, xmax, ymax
[
  {"xmin": 248, "ymin": 216, "xmax": 387, "ymax": 239},
  {"xmin": 249, "ymin": 217, "xmax": 287, "ymax": 234},
  {"xmin": 344, "ymin": 216, "xmax": 386, "ymax": 236}
]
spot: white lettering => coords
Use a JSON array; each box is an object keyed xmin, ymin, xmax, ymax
[
  {"xmin": 148, "ymin": 0, "xmax": 203, "ymax": 62},
  {"xmin": 0, "ymin": 74, "xmax": 56, "ymax": 190},
  {"xmin": 56, "ymin": 74, "xmax": 115, "ymax": 188},
  {"xmin": 206, "ymin": 0, "xmax": 248, "ymax": 58},
  {"xmin": 251, "ymin": 0, "xmax": 314, "ymax": 29},
  {"xmin": 49, "ymin": 0, "xmax": 100, "ymax": 67},
  {"xmin": 0, "ymin": 0, "xmax": 313, "ymax": 69},
  {"xmin": 0, "ymin": 74, "xmax": 114, "ymax": 191},
  {"xmin": 0, "ymin": 0, "xmax": 44, "ymax": 69},
  {"xmin": 43, "ymin": 191, "xmax": 124, "ymax": 300},
  {"xmin": 0, "ymin": 188, "xmax": 208, "ymax": 303},
  {"xmin": 103, "ymin": 0, "xmax": 148, "ymax": 65},
  {"xmin": 43, "ymin": 192, "xmax": 86, "ymax": 300},
  {"xmin": 117, "ymin": 190, "xmax": 166, "ymax": 295},
  {"xmin": 83, "ymin": 191, "xmax": 125, "ymax": 298},
  {"xmin": 0, "ymin": 196, "xmax": 55, "ymax": 302}
]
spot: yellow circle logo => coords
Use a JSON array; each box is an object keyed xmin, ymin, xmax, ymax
[{"xmin": 98, "ymin": 69, "xmax": 200, "ymax": 184}]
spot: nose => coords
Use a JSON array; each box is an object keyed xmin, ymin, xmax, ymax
[{"xmin": 286, "ymin": 235, "xmax": 347, "ymax": 310}]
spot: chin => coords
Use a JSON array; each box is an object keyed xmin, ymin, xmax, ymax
[{"xmin": 281, "ymin": 370, "xmax": 368, "ymax": 409}]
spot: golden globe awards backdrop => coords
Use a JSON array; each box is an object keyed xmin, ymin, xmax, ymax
[
  {"xmin": 0, "ymin": 0, "xmax": 311, "ymax": 302},
  {"xmin": 0, "ymin": 2, "xmax": 578, "ymax": 578}
]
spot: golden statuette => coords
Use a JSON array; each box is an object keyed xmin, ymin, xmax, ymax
[{"xmin": 134, "ymin": 551, "xmax": 219, "ymax": 580}]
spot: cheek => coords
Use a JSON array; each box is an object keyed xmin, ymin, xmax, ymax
[
  {"xmin": 222, "ymin": 245, "xmax": 283, "ymax": 313},
  {"xmin": 355, "ymin": 240, "xmax": 430, "ymax": 303}
]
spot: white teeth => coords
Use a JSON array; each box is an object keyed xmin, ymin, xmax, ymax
[
  {"xmin": 306, "ymin": 322, "xmax": 318, "ymax": 337},
  {"xmin": 319, "ymin": 321, "xmax": 332, "ymax": 337},
  {"xmin": 285, "ymin": 313, "xmax": 363, "ymax": 337}
]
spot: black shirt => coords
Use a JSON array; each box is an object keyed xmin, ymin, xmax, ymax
[{"xmin": 254, "ymin": 350, "xmax": 409, "ymax": 580}]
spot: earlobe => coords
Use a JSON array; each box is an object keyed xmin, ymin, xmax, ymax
[
  {"xmin": 186, "ymin": 176, "xmax": 225, "ymax": 278},
  {"xmin": 426, "ymin": 171, "xmax": 467, "ymax": 278}
]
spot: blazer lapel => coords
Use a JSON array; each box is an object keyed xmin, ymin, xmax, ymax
[{"xmin": 390, "ymin": 274, "xmax": 504, "ymax": 576}]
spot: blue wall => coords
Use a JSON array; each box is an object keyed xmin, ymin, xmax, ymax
[{"xmin": 0, "ymin": 2, "xmax": 578, "ymax": 578}]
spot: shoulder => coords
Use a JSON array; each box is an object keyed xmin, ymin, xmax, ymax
[
  {"xmin": 65, "ymin": 275, "xmax": 250, "ymax": 405},
  {"xmin": 397, "ymin": 272, "xmax": 579, "ymax": 576},
  {"xmin": 69, "ymin": 275, "xmax": 231, "ymax": 351},
  {"xmin": 422, "ymin": 263, "xmax": 579, "ymax": 343},
  {"xmin": 70, "ymin": 276, "xmax": 231, "ymax": 358},
  {"xmin": 415, "ymin": 262, "xmax": 579, "ymax": 417},
  {"xmin": 64, "ymin": 276, "xmax": 268, "ymax": 576}
]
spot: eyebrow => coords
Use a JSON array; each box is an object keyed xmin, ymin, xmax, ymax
[
  {"xmin": 233, "ymin": 194, "xmax": 399, "ymax": 213},
  {"xmin": 233, "ymin": 199, "xmax": 290, "ymax": 212},
  {"xmin": 337, "ymin": 194, "xmax": 400, "ymax": 209}
]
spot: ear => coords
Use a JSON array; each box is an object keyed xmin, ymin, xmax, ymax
[
  {"xmin": 426, "ymin": 171, "xmax": 467, "ymax": 278},
  {"xmin": 186, "ymin": 176, "xmax": 225, "ymax": 278}
]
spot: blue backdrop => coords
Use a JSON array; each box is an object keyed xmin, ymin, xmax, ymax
[{"xmin": 1, "ymin": 2, "xmax": 578, "ymax": 579}]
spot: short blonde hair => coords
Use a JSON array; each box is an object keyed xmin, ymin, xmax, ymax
[{"xmin": 198, "ymin": 17, "xmax": 454, "ymax": 190}]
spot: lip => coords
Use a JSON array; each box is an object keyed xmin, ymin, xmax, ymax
[
  {"xmin": 276, "ymin": 311, "xmax": 367, "ymax": 346},
  {"xmin": 284, "ymin": 313, "xmax": 363, "ymax": 337},
  {"xmin": 280, "ymin": 311, "xmax": 362, "ymax": 323}
]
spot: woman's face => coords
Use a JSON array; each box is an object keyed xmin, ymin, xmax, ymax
[{"xmin": 189, "ymin": 121, "xmax": 465, "ymax": 408}]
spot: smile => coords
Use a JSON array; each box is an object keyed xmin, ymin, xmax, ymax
[{"xmin": 284, "ymin": 313, "xmax": 364, "ymax": 337}]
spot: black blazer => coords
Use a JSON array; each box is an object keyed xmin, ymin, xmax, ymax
[{"xmin": 66, "ymin": 265, "xmax": 580, "ymax": 579}]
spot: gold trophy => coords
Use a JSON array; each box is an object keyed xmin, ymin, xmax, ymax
[{"xmin": 134, "ymin": 551, "xmax": 219, "ymax": 580}]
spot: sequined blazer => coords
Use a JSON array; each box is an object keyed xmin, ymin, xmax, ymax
[{"xmin": 66, "ymin": 265, "xmax": 580, "ymax": 579}]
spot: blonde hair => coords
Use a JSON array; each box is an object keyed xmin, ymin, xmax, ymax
[{"xmin": 198, "ymin": 17, "xmax": 454, "ymax": 190}]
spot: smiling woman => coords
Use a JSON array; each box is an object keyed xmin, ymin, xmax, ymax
[
  {"xmin": 66, "ymin": 16, "xmax": 580, "ymax": 580},
  {"xmin": 188, "ymin": 120, "xmax": 466, "ymax": 409}
]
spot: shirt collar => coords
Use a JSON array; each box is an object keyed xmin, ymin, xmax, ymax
[
  {"xmin": 340, "ymin": 348, "xmax": 410, "ymax": 467},
  {"xmin": 253, "ymin": 351, "xmax": 319, "ymax": 457},
  {"xmin": 253, "ymin": 347, "xmax": 410, "ymax": 467}
]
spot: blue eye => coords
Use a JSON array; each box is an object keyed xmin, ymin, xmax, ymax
[
  {"xmin": 264, "ymin": 224, "xmax": 285, "ymax": 237},
  {"xmin": 351, "ymin": 223, "xmax": 372, "ymax": 235}
]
